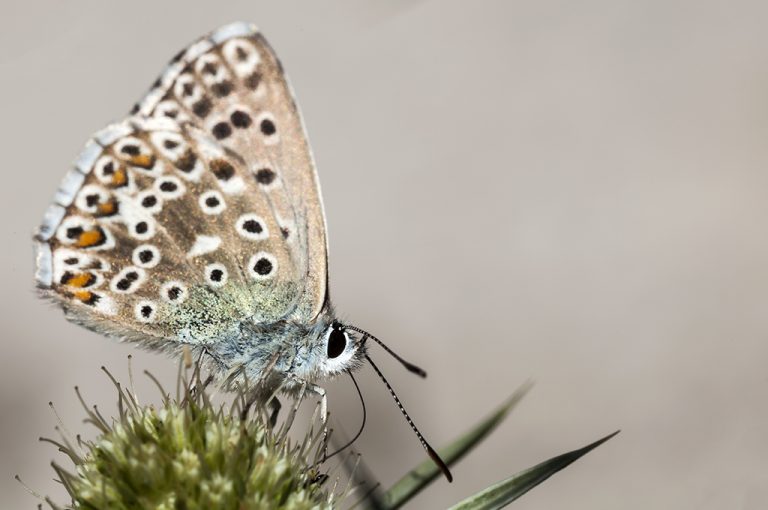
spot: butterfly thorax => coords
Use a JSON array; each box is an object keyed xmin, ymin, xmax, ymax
[{"xmin": 202, "ymin": 308, "xmax": 360, "ymax": 394}]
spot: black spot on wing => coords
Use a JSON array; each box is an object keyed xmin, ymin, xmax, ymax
[{"xmin": 212, "ymin": 122, "xmax": 232, "ymax": 140}]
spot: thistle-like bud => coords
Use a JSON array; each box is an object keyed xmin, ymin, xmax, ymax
[{"xmin": 40, "ymin": 359, "xmax": 337, "ymax": 510}]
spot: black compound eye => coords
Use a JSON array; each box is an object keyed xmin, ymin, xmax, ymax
[{"xmin": 327, "ymin": 328, "xmax": 347, "ymax": 359}]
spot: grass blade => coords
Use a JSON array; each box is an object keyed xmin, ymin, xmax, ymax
[
  {"xmin": 447, "ymin": 430, "xmax": 620, "ymax": 510},
  {"xmin": 381, "ymin": 382, "xmax": 532, "ymax": 509}
]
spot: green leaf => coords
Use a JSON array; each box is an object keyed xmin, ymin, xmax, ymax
[
  {"xmin": 447, "ymin": 430, "xmax": 620, "ymax": 510},
  {"xmin": 381, "ymin": 382, "xmax": 532, "ymax": 510}
]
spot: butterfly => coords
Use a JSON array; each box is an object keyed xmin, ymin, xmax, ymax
[{"xmin": 33, "ymin": 22, "xmax": 451, "ymax": 481}]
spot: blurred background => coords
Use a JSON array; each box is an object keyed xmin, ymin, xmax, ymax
[{"xmin": 3, "ymin": 0, "xmax": 768, "ymax": 508}]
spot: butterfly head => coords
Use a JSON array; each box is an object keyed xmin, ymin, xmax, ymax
[{"xmin": 317, "ymin": 320, "xmax": 367, "ymax": 377}]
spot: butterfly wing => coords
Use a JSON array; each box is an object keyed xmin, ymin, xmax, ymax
[
  {"xmin": 135, "ymin": 22, "xmax": 329, "ymax": 321},
  {"xmin": 35, "ymin": 23, "xmax": 329, "ymax": 346}
]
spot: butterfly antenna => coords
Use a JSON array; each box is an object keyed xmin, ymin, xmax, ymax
[
  {"xmin": 346, "ymin": 326, "xmax": 427, "ymax": 378},
  {"xmin": 324, "ymin": 370, "xmax": 367, "ymax": 461},
  {"xmin": 365, "ymin": 354, "xmax": 453, "ymax": 482}
]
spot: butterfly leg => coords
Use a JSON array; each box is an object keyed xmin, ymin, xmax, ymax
[
  {"xmin": 285, "ymin": 375, "xmax": 330, "ymax": 458},
  {"xmin": 306, "ymin": 383, "xmax": 328, "ymax": 427},
  {"xmin": 304, "ymin": 383, "xmax": 329, "ymax": 460}
]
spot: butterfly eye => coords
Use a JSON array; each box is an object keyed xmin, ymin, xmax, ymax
[{"xmin": 327, "ymin": 328, "xmax": 347, "ymax": 359}]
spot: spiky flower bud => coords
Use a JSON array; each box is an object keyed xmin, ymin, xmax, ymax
[{"xmin": 43, "ymin": 361, "xmax": 336, "ymax": 510}]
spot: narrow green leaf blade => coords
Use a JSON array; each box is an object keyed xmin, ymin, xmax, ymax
[
  {"xmin": 381, "ymin": 382, "xmax": 532, "ymax": 510},
  {"xmin": 447, "ymin": 430, "xmax": 620, "ymax": 510}
]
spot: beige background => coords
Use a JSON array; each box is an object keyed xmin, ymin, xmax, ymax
[{"xmin": 2, "ymin": 1, "xmax": 768, "ymax": 508}]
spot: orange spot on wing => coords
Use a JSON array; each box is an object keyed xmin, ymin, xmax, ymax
[
  {"xmin": 97, "ymin": 201, "xmax": 117, "ymax": 216},
  {"xmin": 73, "ymin": 290, "xmax": 92, "ymax": 302},
  {"xmin": 76, "ymin": 229, "xmax": 104, "ymax": 248},
  {"xmin": 66, "ymin": 272, "xmax": 94, "ymax": 288},
  {"xmin": 130, "ymin": 154, "xmax": 155, "ymax": 169},
  {"xmin": 111, "ymin": 168, "xmax": 127, "ymax": 186}
]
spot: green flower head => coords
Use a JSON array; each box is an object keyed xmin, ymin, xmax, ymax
[{"xmin": 43, "ymin": 360, "xmax": 337, "ymax": 510}]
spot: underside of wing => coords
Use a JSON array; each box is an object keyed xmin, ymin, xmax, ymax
[
  {"xmin": 135, "ymin": 22, "xmax": 329, "ymax": 321},
  {"xmin": 36, "ymin": 117, "xmax": 302, "ymax": 346},
  {"xmin": 35, "ymin": 22, "xmax": 331, "ymax": 346}
]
